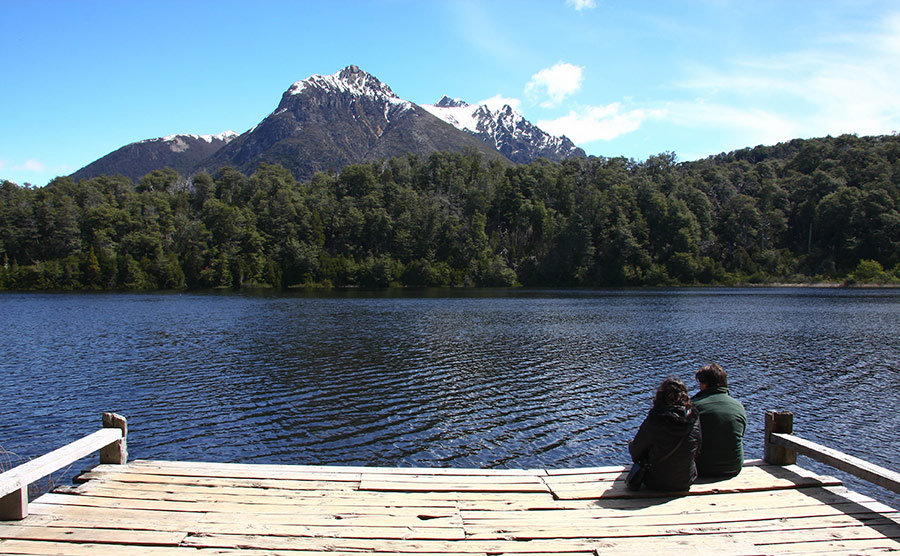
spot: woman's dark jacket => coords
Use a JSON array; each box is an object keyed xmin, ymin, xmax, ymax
[{"xmin": 629, "ymin": 405, "xmax": 702, "ymax": 491}]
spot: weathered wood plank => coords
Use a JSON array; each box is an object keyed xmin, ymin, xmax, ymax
[
  {"xmin": 179, "ymin": 524, "xmax": 900, "ymax": 552},
  {"xmin": 457, "ymin": 488, "xmax": 893, "ymax": 515},
  {"xmin": 822, "ymin": 484, "xmax": 898, "ymax": 513},
  {"xmin": 463, "ymin": 513, "xmax": 900, "ymax": 540},
  {"xmin": 544, "ymin": 462, "xmax": 822, "ymax": 487},
  {"xmin": 179, "ymin": 533, "xmax": 600, "ymax": 552},
  {"xmin": 544, "ymin": 465, "xmax": 627, "ymax": 476},
  {"xmin": 757, "ymin": 538, "xmax": 900, "ymax": 555},
  {"xmin": 74, "ymin": 471, "xmax": 360, "ymax": 491},
  {"xmin": 359, "ymin": 480, "xmax": 551, "ymax": 494},
  {"xmin": 772, "ymin": 432, "xmax": 900, "ymax": 495},
  {"xmin": 44, "ymin": 488, "xmax": 463, "ymax": 515},
  {"xmin": 15, "ymin": 514, "xmax": 200, "ymax": 534},
  {"xmin": 0, "ymin": 524, "xmax": 186, "ymax": 545},
  {"xmin": 459, "ymin": 506, "xmax": 900, "ymax": 528},
  {"xmin": 459, "ymin": 485, "xmax": 852, "ymax": 512},
  {"xmin": 192, "ymin": 521, "xmax": 468, "ymax": 540},
  {"xmin": 0, "ymin": 539, "xmax": 217, "ymax": 556},
  {"xmin": 130, "ymin": 459, "xmax": 546, "ymax": 476},
  {"xmin": 358, "ymin": 471, "xmax": 549, "ymax": 493},
  {"xmin": 0, "ymin": 539, "xmax": 489, "ymax": 556},
  {"xmin": 542, "ymin": 459, "xmax": 768, "ymax": 478},
  {"xmin": 197, "ymin": 511, "xmax": 464, "ymax": 528},
  {"xmin": 178, "ymin": 532, "xmax": 768, "ymax": 554},
  {"xmin": 27, "ymin": 500, "xmax": 204, "ymax": 522},
  {"xmin": 360, "ymin": 473, "xmax": 546, "ymax": 485},
  {"xmin": 545, "ymin": 463, "xmax": 842, "ymax": 500},
  {"xmin": 90, "ymin": 462, "xmax": 364, "ymax": 482},
  {"xmin": 28, "ymin": 495, "xmax": 464, "ymax": 529},
  {"xmin": 33, "ymin": 492, "xmax": 233, "ymax": 514},
  {"xmin": 12, "ymin": 515, "xmax": 467, "ymax": 542}
]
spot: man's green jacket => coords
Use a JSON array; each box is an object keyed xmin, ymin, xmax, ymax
[{"xmin": 692, "ymin": 387, "xmax": 746, "ymax": 477}]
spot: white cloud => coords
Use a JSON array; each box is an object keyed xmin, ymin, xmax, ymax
[
  {"xmin": 669, "ymin": 12, "xmax": 900, "ymax": 143},
  {"xmin": 0, "ymin": 159, "xmax": 47, "ymax": 173},
  {"xmin": 20, "ymin": 159, "xmax": 46, "ymax": 172},
  {"xmin": 479, "ymin": 94, "xmax": 522, "ymax": 112},
  {"xmin": 566, "ymin": 0, "xmax": 597, "ymax": 10},
  {"xmin": 538, "ymin": 103, "xmax": 666, "ymax": 143},
  {"xmin": 525, "ymin": 62, "xmax": 584, "ymax": 107},
  {"xmin": 0, "ymin": 158, "xmax": 72, "ymax": 186},
  {"xmin": 665, "ymin": 101, "xmax": 799, "ymax": 148}
]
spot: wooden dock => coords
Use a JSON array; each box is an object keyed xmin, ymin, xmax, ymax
[
  {"xmin": 1, "ymin": 458, "xmax": 899, "ymax": 555},
  {"xmin": 2, "ymin": 411, "xmax": 900, "ymax": 555}
]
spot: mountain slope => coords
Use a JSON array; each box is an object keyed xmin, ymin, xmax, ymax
[
  {"xmin": 199, "ymin": 66, "xmax": 504, "ymax": 180},
  {"xmin": 70, "ymin": 132, "xmax": 237, "ymax": 182},
  {"xmin": 422, "ymin": 96, "xmax": 585, "ymax": 163}
]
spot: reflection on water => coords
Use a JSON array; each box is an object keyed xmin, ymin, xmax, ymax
[{"xmin": 1, "ymin": 288, "xmax": 899, "ymax": 507}]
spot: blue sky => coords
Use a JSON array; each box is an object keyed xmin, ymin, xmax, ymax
[{"xmin": 2, "ymin": 0, "xmax": 899, "ymax": 187}]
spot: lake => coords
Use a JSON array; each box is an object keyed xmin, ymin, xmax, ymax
[{"xmin": 1, "ymin": 288, "xmax": 898, "ymax": 508}]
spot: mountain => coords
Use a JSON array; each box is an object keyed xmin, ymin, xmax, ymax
[
  {"xmin": 422, "ymin": 96, "xmax": 585, "ymax": 163},
  {"xmin": 199, "ymin": 65, "xmax": 503, "ymax": 180},
  {"xmin": 71, "ymin": 66, "xmax": 586, "ymax": 183},
  {"xmin": 70, "ymin": 132, "xmax": 238, "ymax": 182}
]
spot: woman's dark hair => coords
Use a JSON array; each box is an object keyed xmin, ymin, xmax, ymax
[
  {"xmin": 695, "ymin": 363, "xmax": 728, "ymax": 388},
  {"xmin": 654, "ymin": 377, "xmax": 692, "ymax": 409}
]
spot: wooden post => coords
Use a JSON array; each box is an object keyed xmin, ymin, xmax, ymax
[
  {"xmin": 0, "ymin": 482, "xmax": 27, "ymax": 521},
  {"xmin": 99, "ymin": 412, "xmax": 128, "ymax": 464},
  {"xmin": 764, "ymin": 410, "xmax": 796, "ymax": 465}
]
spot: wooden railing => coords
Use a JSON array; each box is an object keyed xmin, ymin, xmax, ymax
[
  {"xmin": 764, "ymin": 409, "xmax": 900, "ymax": 495},
  {"xmin": 0, "ymin": 412, "xmax": 127, "ymax": 520}
]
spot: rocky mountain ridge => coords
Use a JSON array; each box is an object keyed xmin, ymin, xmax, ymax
[{"xmin": 70, "ymin": 131, "xmax": 238, "ymax": 182}]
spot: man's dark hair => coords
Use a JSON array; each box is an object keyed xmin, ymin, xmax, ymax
[
  {"xmin": 696, "ymin": 363, "xmax": 728, "ymax": 388},
  {"xmin": 654, "ymin": 377, "xmax": 692, "ymax": 409}
]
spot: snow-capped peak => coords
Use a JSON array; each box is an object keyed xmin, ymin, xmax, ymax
[
  {"xmin": 421, "ymin": 99, "xmax": 524, "ymax": 135},
  {"xmin": 287, "ymin": 65, "xmax": 412, "ymax": 111},
  {"xmin": 435, "ymin": 96, "xmax": 469, "ymax": 108},
  {"xmin": 422, "ymin": 96, "xmax": 583, "ymax": 163},
  {"xmin": 141, "ymin": 131, "xmax": 238, "ymax": 145}
]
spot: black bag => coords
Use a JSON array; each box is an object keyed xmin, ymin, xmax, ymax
[
  {"xmin": 626, "ymin": 430, "xmax": 691, "ymax": 491},
  {"xmin": 625, "ymin": 461, "xmax": 648, "ymax": 491}
]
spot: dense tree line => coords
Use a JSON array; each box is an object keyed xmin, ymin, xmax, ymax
[{"xmin": 2, "ymin": 134, "xmax": 899, "ymax": 290}]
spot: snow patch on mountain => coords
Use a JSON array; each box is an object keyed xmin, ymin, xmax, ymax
[
  {"xmin": 422, "ymin": 97, "xmax": 581, "ymax": 161},
  {"xmin": 142, "ymin": 131, "xmax": 239, "ymax": 145},
  {"xmin": 422, "ymin": 98, "xmax": 483, "ymax": 133},
  {"xmin": 288, "ymin": 65, "xmax": 413, "ymax": 114}
]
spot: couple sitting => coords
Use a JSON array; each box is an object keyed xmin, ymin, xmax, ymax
[{"xmin": 628, "ymin": 363, "xmax": 747, "ymax": 491}]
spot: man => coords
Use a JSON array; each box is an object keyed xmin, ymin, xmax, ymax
[{"xmin": 692, "ymin": 363, "xmax": 746, "ymax": 478}]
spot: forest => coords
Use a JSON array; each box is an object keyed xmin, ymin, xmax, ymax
[{"xmin": 1, "ymin": 133, "xmax": 899, "ymax": 290}]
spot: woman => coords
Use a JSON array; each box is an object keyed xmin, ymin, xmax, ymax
[{"xmin": 629, "ymin": 377, "xmax": 702, "ymax": 491}]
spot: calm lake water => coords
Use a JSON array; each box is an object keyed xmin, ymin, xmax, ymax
[{"xmin": 1, "ymin": 288, "xmax": 899, "ymax": 508}]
